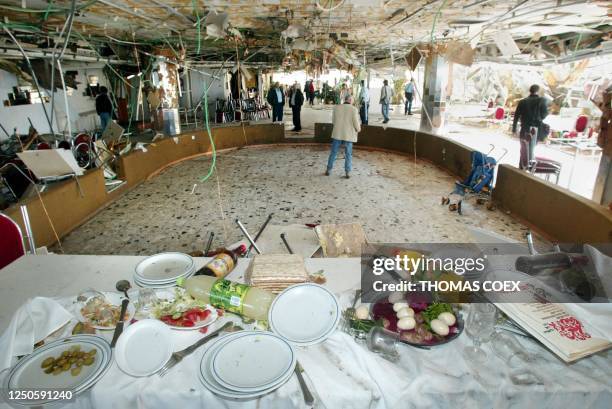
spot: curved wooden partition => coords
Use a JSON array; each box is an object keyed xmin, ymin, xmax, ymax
[
  {"xmin": 4, "ymin": 121, "xmax": 610, "ymax": 248},
  {"xmin": 314, "ymin": 123, "xmax": 612, "ymax": 243},
  {"xmin": 3, "ymin": 123, "xmax": 284, "ymax": 247}
]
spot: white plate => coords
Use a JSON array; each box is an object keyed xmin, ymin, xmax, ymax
[
  {"xmin": 268, "ymin": 283, "xmax": 340, "ymax": 346},
  {"xmin": 76, "ymin": 292, "xmax": 136, "ymax": 330},
  {"xmin": 134, "ymin": 265, "xmax": 194, "ymax": 284},
  {"xmin": 134, "ymin": 271, "xmax": 194, "ymax": 288},
  {"xmin": 114, "ymin": 319, "xmax": 173, "ymax": 377},
  {"xmin": 211, "ymin": 331, "xmax": 295, "ymax": 392},
  {"xmin": 134, "ymin": 253, "xmax": 194, "ymax": 282},
  {"xmin": 199, "ymin": 333, "xmax": 294, "ymax": 399},
  {"xmin": 2, "ymin": 335, "xmax": 112, "ymax": 406},
  {"xmin": 153, "ymin": 289, "xmax": 219, "ymax": 331}
]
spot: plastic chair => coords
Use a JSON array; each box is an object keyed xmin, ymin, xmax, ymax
[
  {"xmin": 494, "ymin": 107, "xmax": 505, "ymax": 120},
  {"xmin": 575, "ymin": 115, "xmax": 588, "ymax": 133},
  {"xmin": 0, "ymin": 213, "xmax": 26, "ymax": 269}
]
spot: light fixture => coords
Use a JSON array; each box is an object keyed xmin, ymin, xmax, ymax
[{"xmin": 127, "ymin": 72, "xmax": 142, "ymax": 79}]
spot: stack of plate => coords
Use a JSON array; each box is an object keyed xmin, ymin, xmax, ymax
[
  {"xmin": 134, "ymin": 252, "xmax": 195, "ymax": 288},
  {"xmin": 198, "ymin": 331, "xmax": 296, "ymax": 399},
  {"xmin": 1, "ymin": 335, "xmax": 112, "ymax": 406}
]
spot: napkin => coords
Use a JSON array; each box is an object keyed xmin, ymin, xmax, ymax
[{"xmin": 0, "ymin": 297, "xmax": 73, "ymax": 371}]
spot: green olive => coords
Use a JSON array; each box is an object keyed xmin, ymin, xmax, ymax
[
  {"xmin": 62, "ymin": 362, "xmax": 70, "ymax": 371},
  {"xmin": 44, "ymin": 366, "xmax": 54, "ymax": 374},
  {"xmin": 41, "ymin": 357, "xmax": 54, "ymax": 368},
  {"xmin": 88, "ymin": 349, "xmax": 97, "ymax": 356},
  {"xmin": 83, "ymin": 357, "xmax": 94, "ymax": 366},
  {"xmin": 71, "ymin": 366, "xmax": 82, "ymax": 376},
  {"xmin": 52, "ymin": 367, "xmax": 62, "ymax": 375}
]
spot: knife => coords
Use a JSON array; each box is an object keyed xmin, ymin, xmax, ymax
[{"xmin": 110, "ymin": 299, "xmax": 129, "ymax": 348}]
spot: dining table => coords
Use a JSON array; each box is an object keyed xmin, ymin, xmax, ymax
[{"xmin": 1, "ymin": 253, "xmax": 611, "ymax": 409}]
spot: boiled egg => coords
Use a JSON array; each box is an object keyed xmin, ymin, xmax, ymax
[{"xmin": 430, "ymin": 319, "xmax": 450, "ymax": 336}]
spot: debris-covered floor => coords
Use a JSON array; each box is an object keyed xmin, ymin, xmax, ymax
[{"xmin": 56, "ymin": 145, "xmax": 532, "ymax": 255}]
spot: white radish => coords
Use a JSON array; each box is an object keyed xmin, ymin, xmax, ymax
[
  {"xmin": 397, "ymin": 317, "xmax": 416, "ymax": 330},
  {"xmin": 438, "ymin": 312, "xmax": 456, "ymax": 326},
  {"xmin": 396, "ymin": 307, "xmax": 415, "ymax": 319},
  {"xmin": 430, "ymin": 319, "xmax": 450, "ymax": 336}
]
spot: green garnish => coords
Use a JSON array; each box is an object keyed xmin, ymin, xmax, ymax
[
  {"xmin": 349, "ymin": 319, "xmax": 383, "ymax": 333},
  {"xmin": 421, "ymin": 302, "xmax": 453, "ymax": 326}
]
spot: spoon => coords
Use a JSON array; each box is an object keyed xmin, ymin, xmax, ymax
[{"xmin": 116, "ymin": 280, "xmax": 131, "ymax": 299}]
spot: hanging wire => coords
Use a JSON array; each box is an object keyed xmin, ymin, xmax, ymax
[
  {"xmin": 199, "ymin": 82, "xmax": 217, "ymax": 182},
  {"xmin": 191, "ymin": 0, "xmax": 202, "ymax": 55}
]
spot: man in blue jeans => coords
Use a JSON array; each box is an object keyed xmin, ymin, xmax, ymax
[
  {"xmin": 379, "ymin": 79, "xmax": 394, "ymax": 124},
  {"xmin": 95, "ymin": 86, "xmax": 113, "ymax": 131},
  {"xmin": 325, "ymin": 95, "xmax": 361, "ymax": 179}
]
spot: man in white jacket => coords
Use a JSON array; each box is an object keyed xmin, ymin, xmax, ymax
[
  {"xmin": 380, "ymin": 79, "xmax": 394, "ymax": 124},
  {"xmin": 325, "ymin": 95, "xmax": 361, "ymax": 179}
]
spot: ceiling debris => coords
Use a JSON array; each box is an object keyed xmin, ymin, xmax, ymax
[{"xmin": 0, "ymin": 0, "xmax": 608, "ymax": 71}]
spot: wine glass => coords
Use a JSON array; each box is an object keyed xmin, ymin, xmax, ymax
[{"xmin": 464, "ymin": 303, "xmax": 497, "ymax": 364}]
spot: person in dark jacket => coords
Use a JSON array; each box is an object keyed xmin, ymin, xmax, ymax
[
  {"xmin": 95, "ymin": 86, "xmax": 113, "ymax": 131},
  {"xmin": 512, "ymin": 84, "xmax": 548, "ymax": 170},
  {"xmin": 266, "ymin": 82, "xmax": 285, "ymax": 123},
  {"xmin": 288, "ymin": 82, "xmax": 304, "ymax": 132}
]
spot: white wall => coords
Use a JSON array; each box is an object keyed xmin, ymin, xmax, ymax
[
  {"xmin": 0, "ymin": 69, "xmax": 57, "ymax": 138},
  {"xmin": 51, "ymin": 62, "xmax": 109, "ymax": 135},
  {"xmin": 0, "ymin": 62, "xmax": 109, "ymax": 140},
  {"xmin": 181, "ymin": 67, "xmax": 227, "ymax": 115}
]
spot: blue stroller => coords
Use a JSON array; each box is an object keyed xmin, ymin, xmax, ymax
[{"xmin": 442, "ymin": 145, "xmax": 507, "ymax": 214}]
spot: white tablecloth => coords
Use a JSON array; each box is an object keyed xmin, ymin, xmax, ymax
[{"xmin": 1, "ymin": 255, "xmax": 611, "ymax": 409}]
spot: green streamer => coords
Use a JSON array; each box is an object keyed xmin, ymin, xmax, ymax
[{"xmin": 200, "ymin": 83, "xmax": 216, "ymax": 182}]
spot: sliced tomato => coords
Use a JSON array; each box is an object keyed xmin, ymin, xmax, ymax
[{"xmin": 180, "ymin": 318, "xmax": 195, "ymax": 327}]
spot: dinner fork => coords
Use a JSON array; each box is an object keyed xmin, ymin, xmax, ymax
[{"xmin": 158, "ymin": 321, "xmax": 233, "ymax": 377}]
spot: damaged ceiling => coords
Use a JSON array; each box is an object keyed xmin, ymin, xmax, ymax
[{"xmin": 0, "ymin": 0, "xmax": 611, "ymax": 68}]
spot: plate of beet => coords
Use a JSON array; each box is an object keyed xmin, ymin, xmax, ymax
[{"xmin": 370, "ymin": 293, "xmax": 463, "ymax": 347}]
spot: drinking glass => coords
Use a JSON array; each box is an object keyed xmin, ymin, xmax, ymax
[
  {"xmin": 135, "ymin": 288, "xmax": 158, "ymax": 318},
  {"xmin": 366, "ymin": 327, "xmax": 400, "ymax": 361},
  {"xmin": 464, "ymin": 303, "xmax": 496, "ymax": 364},
  {"xmin": 490, "ymin": 331, "xmax": 534, "ymax": 368}
]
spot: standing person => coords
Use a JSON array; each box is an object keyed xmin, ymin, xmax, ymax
[
  {"xmin": 288, "ymin": 82, "xmax": 304, "ymax": 132},
  {"xmin": 339, "ymin": 83, "xmax": 350, "ymax": 104},
  {"xmin": 358, "ymin": 79, "xmax": 369, "ymax": 125},
  {"xmin": 404, "ymin": 78, "xmax": 415, "ymax": 115},
  {"xmin": 96, "ymin": 86, "xmax": 113, "ymax": 132},
  {"xmin": 380, "ymin": 79, "xmax": 394, "ymax": 124},
  {"xmin": 325, "ymin": 95, "xmax": 361, "ymax": 179},
  {"xmin": 266, "ymin": 82, "xmax": 285, "ymax": 123},
  {"xmin": 308, "ymin": 80, "xmax": 315, "ymax": 105},
  {"xmin": 512, "ymin": 84, "xmax": 549, "ymax": 170}
]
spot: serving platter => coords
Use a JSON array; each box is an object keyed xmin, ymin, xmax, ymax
[
  {"xmin": 371, "ymin": 295, "xmax": 464, "ymax": 347},
  {"xmin": 1, "ymin": 335, "xmax": 112, "ymax": 406}
]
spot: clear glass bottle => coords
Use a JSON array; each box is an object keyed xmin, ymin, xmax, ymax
[{"xmin": 180, "ymin": 275, "xmax": 275, "ymax": 321}]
